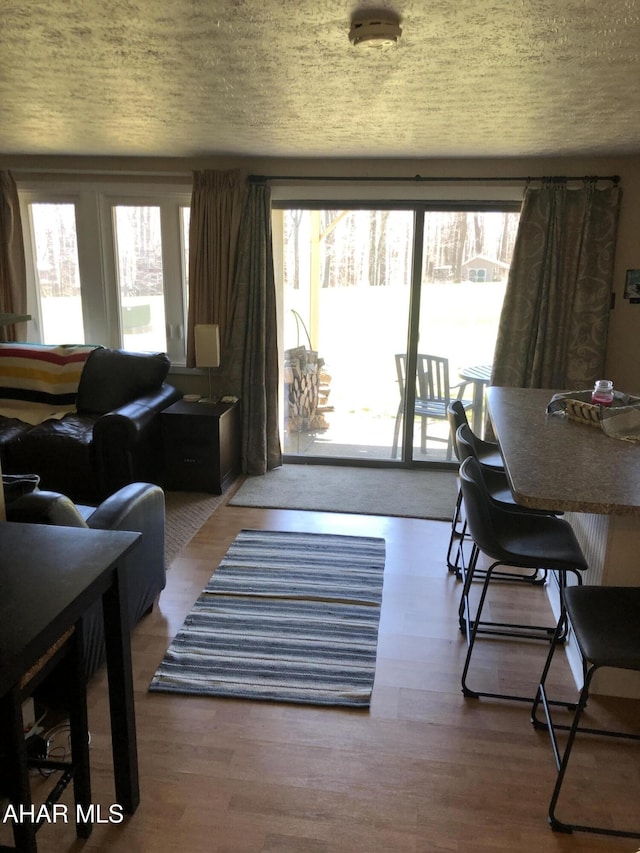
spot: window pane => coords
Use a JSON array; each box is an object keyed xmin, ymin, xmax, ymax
[
  {"xmin": 281, "ymin": 208, "xmax": 413, "ymax": 459},
  {"xmin": 114, "ymin": 205, "xmax": 167, "ymax": 352},
  {"xmin": 30, "ymin": 203, "xmax": 84, "ymax": 344},
  {"xmin": 181, "ymin": 205, "xmax": 190, "ymax": 316},
  {"xmin": 416, "ymin": 209, "xmax": 520, "ymax": 449}
]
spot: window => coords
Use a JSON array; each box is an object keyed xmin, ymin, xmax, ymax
[{"xmin": 19, "ymin": 182, "xmax": 191, "ymax": 364}]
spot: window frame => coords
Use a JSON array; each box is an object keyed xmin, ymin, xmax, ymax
[{"xmin": 18, "ymin": 179, "xmax": 191, "ymax": 365}]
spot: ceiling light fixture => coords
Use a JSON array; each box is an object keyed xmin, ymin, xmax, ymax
[{"xmin": 349, "ymin": 13, "xmax": 402, "ymax": 49}]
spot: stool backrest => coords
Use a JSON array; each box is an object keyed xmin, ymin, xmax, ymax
[
  {"xmin": 447, "ymin": 400, "xmax": 469, "ymax": 461},
  {"xmin": 458, "ymin": 456, "xmax": 501, "ymax": 557},
  {"xmin": 456, "ymin": 423, "xmax": 482, "ymax": 463}
]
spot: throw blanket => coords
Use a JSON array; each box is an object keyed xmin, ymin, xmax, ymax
[{"xmin": 0, "ymin": 343, "xmax": 98, "ymax": 424}]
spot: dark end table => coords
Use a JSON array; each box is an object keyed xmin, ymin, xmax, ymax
[{"xmin": 161, "ymin": 399, "xmax": 241, "ymax": 493}]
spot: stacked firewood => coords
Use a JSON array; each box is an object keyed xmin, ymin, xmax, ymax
[{"xmin": 284, "ymin": 346, "xmax": 332, "ymax": 432}]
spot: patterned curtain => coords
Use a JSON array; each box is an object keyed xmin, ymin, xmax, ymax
[
  {"xmin": 492, "ymin": 178, "xmax": 622, "ymax": 389},
  {"xmin": 229, "ymin": 182, "xmax": 282, "ymax": 474},
  {"xmin": 0, "ymin": 171, "xmax": 27, "ymax": 342},
  {"xmin": 186, "ymin": 171, "xmax": 282, "ymax": 474}
]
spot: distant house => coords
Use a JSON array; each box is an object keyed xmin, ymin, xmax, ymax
[{"xmin": 461, "ymin": 254, "xmax": 510, "ymax": 282}]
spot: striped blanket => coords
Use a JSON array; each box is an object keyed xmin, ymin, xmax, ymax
[{"xmin": 0, "ymin": 343, "xmax": 98, "ymax": 424}]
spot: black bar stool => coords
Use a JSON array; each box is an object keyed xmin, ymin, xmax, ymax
[
  {"xmin": 457, "ymin": 456, "xmax": 587, "ymax": 703},
  {"xmin": 446, "ymin": 401, "xmax": 504, "ymax": 574},
  {"xmin": 532, "ymin": 585, "xmax": 640, "ymax": 839},
  {"xmin": 453, "ymin": 423, "xmax": 560, "ymax": 586}
]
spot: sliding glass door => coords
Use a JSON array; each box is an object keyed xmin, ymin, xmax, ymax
[
  {"xmin": 413, "ymin": 208, "xmax": 520, "ymax": 451},
  {"xmin": 274, "ymin": 203, "xmax": 519, "ymax": 465}
]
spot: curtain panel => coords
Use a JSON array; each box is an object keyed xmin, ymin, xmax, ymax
[
  {"xmin": 0, "ymin": 171, "xmax": 27, "ymax": 342},
  {"xmin": 230, "ymin": 183, "xmax": 282, "ymax": 474},
  {"xmin": 186, "ymin": 169, "xmax": 246, "ymax": 366},
  {"xmin": 187, "ymin": 170, "xmax": 282, "ymax": 474},
  {"xmin": 492, "ymin": 179, "xmax": 621, "ymax": 390}
]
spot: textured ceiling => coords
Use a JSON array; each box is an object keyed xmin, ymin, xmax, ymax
[{"xmin": 1, "ymin": 0, "xmax": 640, "ymax": 159}]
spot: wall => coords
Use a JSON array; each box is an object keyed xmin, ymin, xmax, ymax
[
  {"xmin": 602, "ymin": 159, "xmax": 640, "ymax": 392},
  {"xmin": 3, "ymin": 152, "xmax": 640, "ymax": 393}
]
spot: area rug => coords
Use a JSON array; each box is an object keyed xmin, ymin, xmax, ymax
[
  {"xmin": 229, "ymin": 464, "xmax": 457, "ymax": 520},
  {"xmin": 149, "ymin": 529, "xmax": 386, "ymax": 707},
  {"xmin": 164, "ymin": 490, "xmax": 227, "ymax": 566}
]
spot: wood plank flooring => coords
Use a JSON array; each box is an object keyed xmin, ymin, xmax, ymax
[{"xmin": 4, "ymin": 496, "xmax": 639, "ymax": 852}]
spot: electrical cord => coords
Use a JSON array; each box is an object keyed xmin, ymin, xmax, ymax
[{"xmin": 34, "ymin": 722, "xmax": 92, "ymax": 778}]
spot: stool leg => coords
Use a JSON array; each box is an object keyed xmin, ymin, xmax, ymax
[
  {"xmin": 446, "ymin": 489, "xmax": 465, "ymax": 574},
  {"xmin": 458, "ymin": 544, "xmax": 479, "ymax": 636},
  {"xmin": 547, "ymin": 666, "xmax": 595, "ymax": 834},
  {"xmin": 531, "ymin": 607, "xmax": 570, "ymax": 735},
  {"xmin": 461, "ymin": 561, "xmax": 495, "ymax": 698}
]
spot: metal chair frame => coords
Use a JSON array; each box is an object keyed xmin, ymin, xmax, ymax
[
  {"xmin": 531, "ymin": 586, "xmax": 640, "ymax": 839},
  {"xmin": 458, "ymin": 456, "xmax": 587, "ymax": 704}
]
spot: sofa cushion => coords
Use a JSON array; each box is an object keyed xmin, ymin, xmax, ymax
[
  {"xmin": 76, "ymin": 348, "xmax": 170, "ymax": 414},
  {"xmin": 0, "ymin": 343, "xmax": 99, "ymax": 424},
  {"xmin": 0, "ymin": 415, "xmax": 33, "ymax": 447},
  {"xmin": 7, "ymin": 414, "xmax": 97, "ymax": 502}
]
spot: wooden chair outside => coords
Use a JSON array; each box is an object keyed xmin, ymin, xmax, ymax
[{"xmin": 392, "ymin": 353, "xmax": 472, "ymax": 460}]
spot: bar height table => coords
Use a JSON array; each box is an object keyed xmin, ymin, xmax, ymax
[
  {"xmin": 0, "ymin": 522, "xmax": 141, "ymax": 850},
  {"xmin": 486, "ymin": 386, "xmax": 640, "ymax": 697}
]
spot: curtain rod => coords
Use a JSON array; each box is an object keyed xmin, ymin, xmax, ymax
[{"xmin": 249, "ymin": 173, "xmax": 620, "ymax": 185}]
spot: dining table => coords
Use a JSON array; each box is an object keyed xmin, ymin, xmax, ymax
[
  {"xmin": 0, "ymin": 522, "xmax": 141, "ymax": 850},
  {"xmin": 486, "ymin": 385, "xmax": 640, "ymax": 698}
]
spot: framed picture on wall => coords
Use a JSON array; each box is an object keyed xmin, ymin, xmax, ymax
[{"xmin": 624, "ymin": 269, "xmax": 640, "ymax": 303}]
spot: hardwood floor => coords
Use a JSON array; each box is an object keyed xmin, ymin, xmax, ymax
[{"xmin": 5, "ymin": 499, "xmax": 639, "ymax": 852}]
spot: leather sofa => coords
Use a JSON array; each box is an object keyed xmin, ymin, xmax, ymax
[
  {"xmin": 0, "ymin": 344, "xmax": 181, "ymax": 503},
  {"xmin": 6, "ymin": 481, "xmax": 166, "ymax": 679}
]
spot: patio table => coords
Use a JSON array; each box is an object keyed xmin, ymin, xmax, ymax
[{"xmin": 458, "ymin": 364, "xmax": 492, "ymax": 435}]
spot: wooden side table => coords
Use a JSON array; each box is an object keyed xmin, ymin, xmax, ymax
[{"xmin": 160, "ymin": 399, "xmax": 241, "ymax": 494}]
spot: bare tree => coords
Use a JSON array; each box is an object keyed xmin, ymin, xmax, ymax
[{"xmin": 285, "ymin": 209, "xmax": 304, "ymax": 289}]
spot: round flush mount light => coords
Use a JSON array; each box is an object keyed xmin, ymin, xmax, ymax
[{"xmin": 349, "ymin": 14, "xmax": 402, "ymax": 48}]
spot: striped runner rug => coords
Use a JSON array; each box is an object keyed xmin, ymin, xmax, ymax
[{"xmin": 149, "ymin": 529, "xmax": 386, "ymax": 707}]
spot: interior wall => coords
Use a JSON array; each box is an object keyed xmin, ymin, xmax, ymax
[{"xmin": 3, "ymin": 152, "xmax": 639, "ymax": 393}]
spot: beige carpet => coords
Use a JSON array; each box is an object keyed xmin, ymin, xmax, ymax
[
  {"xmin": 164, "ymin": 490, "xmax": 226, "ymax": 565},
  {"xmin": 229, "ymin": 465, "xmax": 457, "ymax": 520}
]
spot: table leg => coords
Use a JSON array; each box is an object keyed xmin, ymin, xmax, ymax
[
  {"xmin": 0, "ymin": 690, "xmax": 38, "ymax": 852},
  {"xmin": 102, "ymin": 565, "xmax": 139, "ymax": 814},
  {"xmin": 68, "ymin": 625, "xmax": 92, "ymax": 838},
  {"xmin": 472, "ymin": 382, "xmax": 483, "ymax": 435}
]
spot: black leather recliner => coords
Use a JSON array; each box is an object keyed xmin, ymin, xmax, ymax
[{"xmin": 6, "ymin": 481, "xmax": 166, "ymax": 679}]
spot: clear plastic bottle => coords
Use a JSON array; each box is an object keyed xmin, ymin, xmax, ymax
[{"xmin": 592, "ymin": 379, "xmax": 614, "ymax": 406}]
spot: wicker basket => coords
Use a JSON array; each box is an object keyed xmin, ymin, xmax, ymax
[
  {"xmin": 548, "ymin": 390, "xmax": 640, "ymax": 440},
  {"xmin": 563, "ymin": 398, "xmax": 603, "ymax": 427}
]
